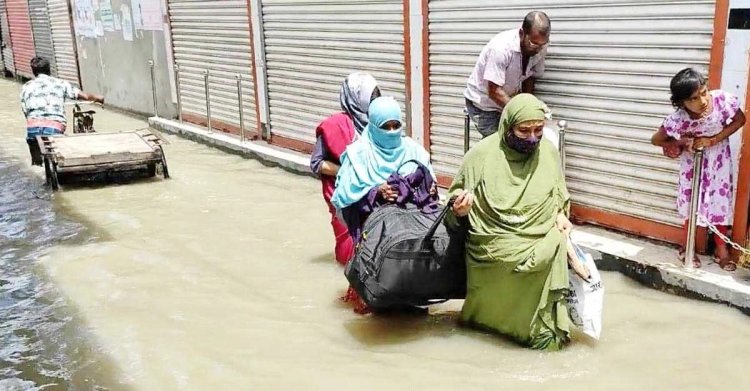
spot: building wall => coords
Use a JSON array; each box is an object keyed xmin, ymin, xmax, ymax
[{"xmin": 73, "ymin": 0, "xmax": 175, "ymax": 117}]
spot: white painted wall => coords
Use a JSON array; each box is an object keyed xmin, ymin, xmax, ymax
[
  {"xmin": 722, "ymin": 0, "xmax": 750, "ymax": 219},
  {"xmin": 408, "ymin": 0, "xmax": 425, "ymax": 146}
]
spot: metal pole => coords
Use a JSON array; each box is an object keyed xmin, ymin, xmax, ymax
[
  {"xmin": 463, "ymin": 109, "xmax": 470, "ymax": 153},
  {"xmin": 204, "ymin": 70, "xmax": 212, "ymax": 134},
  {"xmin": 149, "ymin": 60, "xmax": 158, "ymax": 117},
  {"xmin": 175, "ymin": 64, "xmax": 183, "ymax": 123},
  {"xmin": 236, "ymin": 74, "xmax": 245, "ymax": 143},
  {"xmin": 685, "ymin": 148, "xmax": 705, "ymax": 270},
  {"xmin": 557, "ymin": 120, "xmax": 567, "ymax": 169}
]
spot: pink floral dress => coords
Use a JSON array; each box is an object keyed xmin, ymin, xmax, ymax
[{"xmin": 662, "ymin": 90, "xmax": 740, "ymax": 226}]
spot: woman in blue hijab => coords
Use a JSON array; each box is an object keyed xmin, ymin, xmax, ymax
[
  {"xmin": 332, "ymin": 96, "xmax": 434, "ymax": 210},
  {"xmin": 331, "ymin": 96, "xmax": 435, "ymax": 314}
]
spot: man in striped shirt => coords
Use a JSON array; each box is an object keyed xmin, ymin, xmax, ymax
[{"xmin": 20, "ymin": 56, "xmax": 104, "ymax": 165}]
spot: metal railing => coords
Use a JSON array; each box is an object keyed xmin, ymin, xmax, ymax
[
  {"xmin": 237, "ymin": 74, "xmax": 246, "ymax": 143},
  {"xmin": 173, "ymin": 65, "xmax": 251, "ymax": 140},
  {"xmin": 684, "ymin": 149, "xmax": 705, "ymax": 270},
  {"xmin": 174, "ymin": 63, "xmax": 183, "ymax": 123},
  {"xmin": 463, "ymin": 109, "xmax": 470, "ymax": 153},
  {"xmin": 557, "ymin": 120, "xmax": 567, "ymax": 170},
  {"xmin": 203, "ymin": 70, "xmax": 212, "ymax": 134},
  {"xmin": 149, "ymin": 60, "xmax": 158, "ymax": 117}
]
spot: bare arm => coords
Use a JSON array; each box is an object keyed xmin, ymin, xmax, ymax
[
  {"xmin": 487, "ymin": 81, "xmax": 512, "ymax": 108},
  {"xmin": 652, "ymin": 126, "xmax": 690, "ymax": 159},
  {"xmin": 310, "ymin": 136, "xmax": 342, "ymax": 177},
  {"xmin": 651, "ymin": 126, "xmax": 678, "ymax": 147},
  {"xmin": 77, "ymin": 91, "xmax": 104, "ymax": 104},
  {"xmin": 691, "ymin": 110, "xmax": 746, "ymax": 150},
  {"xmin": 521, "ymin": 77, "xmax": 536, "ymax": 94},
  {"xmin": 710, "ymin": 110, "xmax": 745, "ymax": 144},
  {"xmin": 320, "ymin": 161, "xmax": 340, "ymax": 176}
]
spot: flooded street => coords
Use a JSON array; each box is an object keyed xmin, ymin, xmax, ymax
[{"xmin": 2, "ymin": 77, "xmax": 750, "ymax": 390}]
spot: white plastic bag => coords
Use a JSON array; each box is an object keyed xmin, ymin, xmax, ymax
[{"xmin": 566, "ymin": 243, "xmax": 604, "ymax": 340}]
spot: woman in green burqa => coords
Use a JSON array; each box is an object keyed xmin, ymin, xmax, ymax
[{"xmin": 446, "ymin": 94, "xmax": 571, "ymax": 351}]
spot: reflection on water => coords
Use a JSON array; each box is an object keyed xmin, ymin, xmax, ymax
[
  {"xmin": 0, "ymin": 78, "xmax": 749, "ymax": 390},
  {"xmin": 0, "ymin": 157, "xmax": 124, "ymax": 390}
]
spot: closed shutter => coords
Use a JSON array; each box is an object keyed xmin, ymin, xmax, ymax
[
  {"xmin": 261, "ymin": 0, "xmax": 406, "ymax": 145},
  {"xmin": 0, "ymin": 25, "xmax": 4, "ymax": 71},
  {"xmin": 0, "ymin": 0, "xmax": 6, "ymax": 72},
  {"xmin": 168, "ymin": 0, "xmax": 258, "ymax": 134},
  {"xmin": 6, "ymin": 0, "xmax": 35, "ymax": 78},
  {"xmin": 47, "ymin": 0, "xmax": 79, "ymax": 87},
  {"xmin": 28, "ymin": 0, "xmax": 56, "ymax": 75},
  {"xmin": 0, "ymin": 0, "xmax": 14, "ymax": 75},
  {"xmin": 427, "ymin": 0, "xmax": 715, "ymax": 228}
]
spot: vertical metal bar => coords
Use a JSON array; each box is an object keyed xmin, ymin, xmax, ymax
[
  {"xmin": 237, "ymin": 74, "xmax": 245, "ymax": 143},
  {"xmin": 249, "ymin": 0, "xmax": 271, "ymax": 141},
  {"xmin": 557, "ymin": 120, "xmax": 567, "ymax": 169},
  {"xmin": 204, "ymin": 70, "xmax": 212, "ymax": 133},
  {"xmin": 174, "ymin": 64, "xmax": 183, "ymax": 123},
  {"xmin": 405, "ymin": 100, "xmax": 413, "ymax": 138},
  {"xmin": 149, "ymin": 60, "xmax": 158, "ymax": 117},
  {"xmin": 685, "ymin": 148, "xmax": 705, "ymax": 270},
  {"xmin": 463, "ymin": 109, "xmax": 470, "ymax": 153}
]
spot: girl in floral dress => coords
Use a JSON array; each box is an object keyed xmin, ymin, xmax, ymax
[{"xmin": 652, "ymin": 68, "xmax": 746, "ymax": 270}]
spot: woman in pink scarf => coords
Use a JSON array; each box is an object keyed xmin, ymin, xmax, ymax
[{"xmin": 310, "ymin": 73, "xmax": 380, "ymax": 267}]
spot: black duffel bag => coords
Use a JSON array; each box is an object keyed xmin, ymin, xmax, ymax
[{"xmin": 344, "ymin": 197, "xmax": 466, "ymax": 309}]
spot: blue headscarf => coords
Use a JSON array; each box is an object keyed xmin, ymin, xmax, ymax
[{"xmin": 331, "ymin": 97, "xmax": 434, "ymax": 209}]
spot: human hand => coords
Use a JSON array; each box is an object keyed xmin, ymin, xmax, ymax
[
  {"xmin": 555, "ymin": 213, "xmax": 572, "ymax": 235},
  {"xmin": 378, "ymin": 183, "xmax": 398, "ymax": 202},
  {"xmin": 691, "ymin": 137, "xmax": 715, "ymax": 151},
  {"xmin": 451, "ymin": 190, "xmax": 474, "ymax": 217},
  {"xmin": 429, "ymin": 183, "xmax": 438, "ymax": 196},
  {"xmin": 662, "ymin": 141, "xmax": 683, "ymax": 159},
  {"xmin": 568, "ymin": 252, "xmax": 591, "ymax": 282}
]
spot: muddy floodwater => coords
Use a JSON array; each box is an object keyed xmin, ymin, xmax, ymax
[{"xmin": 1, "ymin": 79, "xmax": 749, "ymax": 390}]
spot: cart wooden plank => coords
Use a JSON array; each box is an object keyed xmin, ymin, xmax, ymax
[{"xmin": 59, "ymin": 151, "xmax": 157, "ymax": 168}]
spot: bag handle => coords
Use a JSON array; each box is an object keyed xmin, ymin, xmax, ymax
[
  {"xmin": 423, "ymin": 195, "xmax": 457, "ymax": 243},
  {"xmin": 395, "ymin": 159, "xmax": 432, "ymax": 182}
]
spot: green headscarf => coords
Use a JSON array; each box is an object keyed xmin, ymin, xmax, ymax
[{"xmin": 448, "ymin": 93, "xmax": 571, "ymax": 350}]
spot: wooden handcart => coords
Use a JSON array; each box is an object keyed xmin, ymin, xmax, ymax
[{"xmin": 37, "ymin": 129, "xmax": 170, "ymax": 191}]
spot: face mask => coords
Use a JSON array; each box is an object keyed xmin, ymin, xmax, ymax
[
  {"xmin": 506, "ymin": 131, "xmax": 540, "ymax": 154},
  {"xmin": 371, "ymin": 125, "xmax": 403, "ymax": 149}
]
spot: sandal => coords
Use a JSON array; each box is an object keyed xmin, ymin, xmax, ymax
[
  {"xmin": 342, "ymin": 286, "xmax": 371, "ymax": 315},
  {"xmin": 678, "ymin": 248, "xmax": 701, "ymax": 268},
  {"xmin": 715, "ymin": 256, "xmax": 737, "ymax": 272}
]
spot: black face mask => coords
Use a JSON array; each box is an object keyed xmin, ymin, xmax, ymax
[{"xmin": 505, "ymin": 131, "xmax": 541, "ymax": 154}]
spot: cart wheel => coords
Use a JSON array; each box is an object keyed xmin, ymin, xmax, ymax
[
  {"xmin": 48, "ymin": 161, "xmax": 60, "ymax": 191},
  {"xmin": 159, "ymin": 146, "xmax": 170, "ymax": 179},
  {"xmin": 147, "ymin": 163, "xmax": 157, "ymax": 177}
]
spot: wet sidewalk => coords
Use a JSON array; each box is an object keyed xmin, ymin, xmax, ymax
[{"xmin": 149, "ymin": 116, "xmax": 750, "ymax": 315}]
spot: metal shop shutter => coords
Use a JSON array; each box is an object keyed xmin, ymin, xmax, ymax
[
  {"xmin": 29, "ymin": 0, "xmax": 56, "ymax": 75},
  {"xmin": 47, "ymin": 0, "xmax": 79, "ymax": 86},
  {"xmin": 261, "ymin": 0, "xmax": 406, "ymax": 145},
  {"xmin": 0, "ymin": 0, "xmax": 6, "ymax": 72},
  {"xmin": 0, "ymin": 26, "xmax": 4, "ymax": 71},
  {"xmin": 168, "ymin": 0, "xmax": 258, "ymax": 134},
  {"xmin": 6, "ymin": 0, "xmax": 35, "ymax": 78},
  {"xmin": 0, "ymin": 0, "xmax": 15, "ymax": 75},
  {"xmin": 427, "ymin": 0, "xmax": 715, "ymax": 227}
]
